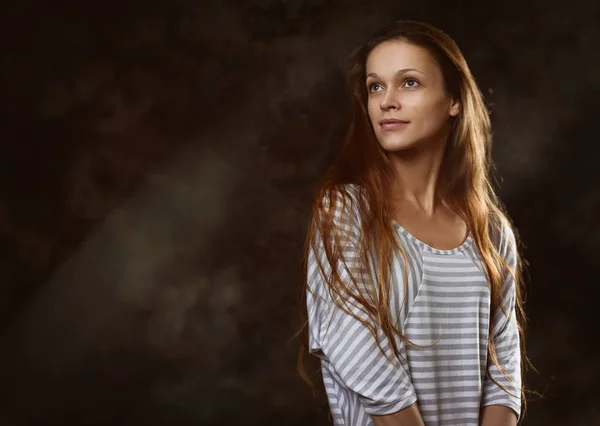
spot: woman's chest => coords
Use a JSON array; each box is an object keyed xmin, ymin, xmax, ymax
[{"xmin": 389, "ymin": 250, "xmax": 491, "ymax": 334}]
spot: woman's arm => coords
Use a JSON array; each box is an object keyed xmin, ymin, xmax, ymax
[
  {"xmin": 480, "ymin": 405, "xmax": 518, "ymax": 426},
  {"xmin": 481, "ymin": 222, "xmax": 522, "ymax": 420},
  {"xmin": 306, "ymin": 187, "xmax": 417, "ymax": 417},
  {"xmin": 372, "ymin": 403, "xmax": 425, "ymax": 426}
]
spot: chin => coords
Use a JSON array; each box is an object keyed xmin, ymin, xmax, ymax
[{"xmin": 377, "ymin": 137, "xmax": 419, "ymax": 152}]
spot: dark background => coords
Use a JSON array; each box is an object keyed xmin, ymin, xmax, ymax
[{"xmin": 1, "ymin": 0, "xmax": 598, "ymax": 425}]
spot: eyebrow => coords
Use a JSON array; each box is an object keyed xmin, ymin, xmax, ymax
[{"xmin": 366, "ymin": 68, "xmax": 426, "ymax": 80}]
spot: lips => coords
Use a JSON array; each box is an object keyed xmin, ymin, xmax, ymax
[
  {"xmin": 380, "ymin": 118, "xmax": 410, "ymax": 130},
  {"xmin": 380, "ymin": 118, "xmax": 409, "ymax": 125}
]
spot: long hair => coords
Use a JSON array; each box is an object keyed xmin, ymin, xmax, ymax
[{"xmin": 297, "ymin": 20, "xmax": 532, "ymax": 420}]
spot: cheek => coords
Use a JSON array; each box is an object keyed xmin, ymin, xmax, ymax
[
  {"xmin": 367, "ymin": 102, "xmax": 379, "ymax": 127},
  {"xmin": 403, "ymin": 91, "xmax": 434, "ymax": 110},
  {"xmin": 413, "ymin": 95, "xmax": 450, "ymax": 126},
  {"xmin": 426, "ymin": 100, "xmax": 452, "ymax": 128},
  {"xmin": 367, "ymin": 100, "xmax": 376, "ymax": 116}
]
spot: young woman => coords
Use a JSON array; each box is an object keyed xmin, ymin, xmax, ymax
[{"xmin": 299, "ymin": 21, "xmax": 528, "ymax": 426}]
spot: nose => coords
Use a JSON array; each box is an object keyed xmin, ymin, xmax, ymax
[{"xmin": 380, "ymin": 89, "xmax": 400, "ymax": 110}]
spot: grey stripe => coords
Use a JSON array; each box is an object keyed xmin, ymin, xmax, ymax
[
  {"xmin": 406, "ymin": 330, "xmax": 480, "ymax": 338},
  {"xmin": 418, "ymin": 289, "xmax": 489, "ymax": 298},
  {"xmin": 408, "ymin": 353, "xmax": 486, "ymax": 363},
  {"xmin": 408, "ymin": 342, "xmax": 489, "ymax": 352},
  {"xmin": 414, "ymin": 374, "xmax": 483, "ymax": 384},
  {"xmin": 406, "ymin": 320, "xmax": 490, "ymax": 330},
  {"xmin": 408, "ymin": 311, "xmax": 490, "ymax": 320},
  {"xmin": 409, "ymin": 364, "xmax": 486, "ymax": 373},
  {"xmin": 424, "ymin": 269, "xmax": 486, "ymax": 278},
  {"xmin": 421, "ymin": 406, "xmax": 480, "ymax": 415},
  {"xmin": 416, "ymin": 385, "xmax": 484, "ymax": 395},
  {"xmin": 423, "ymin": 259, "xmax": 473, "ymax": 267},
  {"xmin": 409, "ymin": 301, "xmax": 488, "ymax": 308},
  {"xmin": 421, "ymin": 279, "xmax": 488, "ymax": 288}
]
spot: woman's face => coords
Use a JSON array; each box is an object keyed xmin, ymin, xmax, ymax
[{"xmin": 365, "ymin": 40, "xmax": 459, "ymax": 152}]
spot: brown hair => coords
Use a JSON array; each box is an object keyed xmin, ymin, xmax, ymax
[{"xmin": 297, "ymin": 20, "xmax": 532, "ymax": 421}]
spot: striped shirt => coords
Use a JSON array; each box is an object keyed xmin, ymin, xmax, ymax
[{"xmin": 306, "ymin": 184, "xmax": 521, "ymax": 425}]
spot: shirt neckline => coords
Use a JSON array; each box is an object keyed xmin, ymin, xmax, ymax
[{"xmin": 391, "ymin": 219, "xmax": 473, "ymax": 255}]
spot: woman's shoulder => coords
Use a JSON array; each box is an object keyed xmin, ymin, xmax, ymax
[
  {"xmin": 318, "ymin": 183, "xmax": 364, "ymax": 210},
  {"xmin": 315, "ymin": 183, "xmax": 366, "ymax": 235}
]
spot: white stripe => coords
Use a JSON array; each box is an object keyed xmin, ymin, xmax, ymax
[
  {"xmin": 423, "ymin": 265, "xmax": 482, "ymax": 273},
  {"xmin": 425, "ymin": 275, "xmax": 489, "ymax": 283}
]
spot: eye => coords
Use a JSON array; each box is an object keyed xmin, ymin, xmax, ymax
[
  {"xmin": 403, "ymin": 78, "xmax": 420, "ymax": 88},
  {"xmin": 368, "ymin": 82, "xmax": 383, "ymax": 93}
]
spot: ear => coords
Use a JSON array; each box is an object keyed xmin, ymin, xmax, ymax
[{"xmin": 449, "ymin": 98, "xmax": 460, "ymax": 117}]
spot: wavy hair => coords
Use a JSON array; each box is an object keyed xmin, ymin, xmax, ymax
[{"xmin": 297, "ymin": 20, "xmax": 532, "ymax": 420}]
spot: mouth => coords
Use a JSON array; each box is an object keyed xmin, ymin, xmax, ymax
[{"xmin": 380, "ymin": 119, "xmax": 410, "ymax": 130}]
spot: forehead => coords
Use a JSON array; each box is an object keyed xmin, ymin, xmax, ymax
[{"xmin": 365, "ymin": 40, "xmax": 439, "ymax": 77}]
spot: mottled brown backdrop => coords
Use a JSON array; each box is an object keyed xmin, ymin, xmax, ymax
[{"xmin": 1, "ymin": 0, "xmax": 598, "ymax": 425}]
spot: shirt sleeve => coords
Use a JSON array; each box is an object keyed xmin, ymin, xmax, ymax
[
  {"xmin": 305, "ymin": 186, "xmax": 417, "ymax": 416},
  {"xmin": 481, "ymin": 221, "xmax": 522, "ymax": 419}
]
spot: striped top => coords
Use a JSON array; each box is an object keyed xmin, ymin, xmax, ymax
[{"xmin": 306, "ymin": 184, "xmax": 521, "ymax": 425}]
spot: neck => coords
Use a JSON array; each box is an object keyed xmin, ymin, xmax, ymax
[{"xmin": 388, "ymin": 139, "xmax": 447, "ymax": 217}]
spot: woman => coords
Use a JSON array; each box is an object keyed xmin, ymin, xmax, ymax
[{"xmin": 298, "ymin": 20, "xmax": 529, "ymax": 426}]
